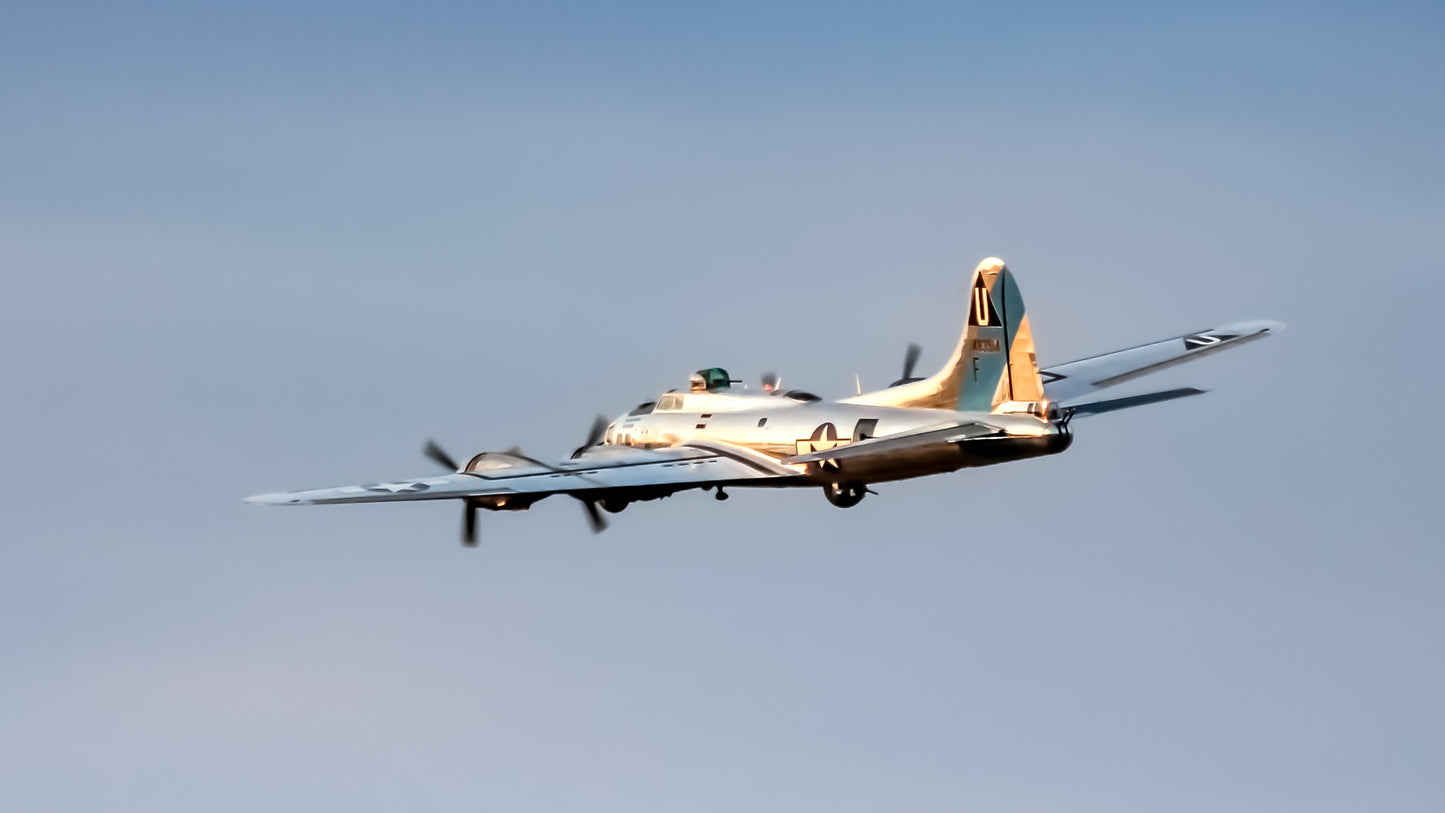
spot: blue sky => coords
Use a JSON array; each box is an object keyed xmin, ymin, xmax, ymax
[{"xmin": 2, "ymin": 2, "xmax": 1442, "ymax": 811}]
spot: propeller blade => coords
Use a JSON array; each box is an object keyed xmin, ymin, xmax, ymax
[
  {"xmin": 424, "ymin": 439, "xmax": 461, "ymax": 471},
  {"xmin": 505, "ymin": 450, "xmax": 564, "ymax": 472},
  {"xmin": 579, "ymin": 498, "xmax": 609, "ymax": 533},
  {"xmin": 585, "ymin": 414, "xmax": 607, "ymax": 447},
  {"xmin": 902, "ymin": 343, "xmax": 921, "ymax": 380},
  {"xmin": 462, "ymin": 500, "xmax": 479, "ymax": 547},
  {"xmin": 890, "ymin": 343, "xmax": 924, "ymax": 387},
  {"xmin": 571, "ymin": 415, "xmax": 609, "ymax": 459}
]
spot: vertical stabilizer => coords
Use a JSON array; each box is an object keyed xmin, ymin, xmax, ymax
[
  {"xmin": 955, "ymin": 258, "xmax": 1043, "ymax": 412},
  {"xmin": 846, "ymin": 257, "xmax": 1045, "ymax": 412}
]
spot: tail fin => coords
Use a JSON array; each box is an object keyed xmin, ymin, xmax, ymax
[
  {"xmin": 848, "ymin": 258, "xmax": 1045, "ymax": 412},
  {"xmin": 956, "ymin": 258, "xmax": 1044, "ymax": 411}
]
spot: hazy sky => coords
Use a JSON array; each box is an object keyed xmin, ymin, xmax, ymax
[{"xmin": 2, "ymin": 2, "xmax": 1442, "ymax": 811}]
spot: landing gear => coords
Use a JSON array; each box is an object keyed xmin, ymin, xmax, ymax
[
  {"xmin": 715, "ymin": 487, "xmax": 730, "ymax": 501},
  {"xmin": 823, "ymin": 481, "xmax": 867, "ymax": 508}
]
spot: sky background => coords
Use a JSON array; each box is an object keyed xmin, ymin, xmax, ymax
[{"xmin": 2, "ymin": 1, "xmax": 1442, "ymax": 811}]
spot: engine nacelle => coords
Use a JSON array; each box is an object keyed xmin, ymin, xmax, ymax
[{"xmin": 476, "ymin": 494, "xmax": 540, "ymax": 512}]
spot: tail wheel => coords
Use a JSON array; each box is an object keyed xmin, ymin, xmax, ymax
[{"xmin": 823, "ymin": 482, "xmax": 867, "ymax": 508}]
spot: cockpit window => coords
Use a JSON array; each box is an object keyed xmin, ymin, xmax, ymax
[
  {"xmin": 629, "ymin": 402, "xmax": 656, "ymax": 416},
  {"xmin": 657, "ymin": 395, "xmax": 684, "ymax": 411}
]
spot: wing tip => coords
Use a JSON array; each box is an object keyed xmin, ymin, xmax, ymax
[
  {"xmin": 245, "ymin": 492, "xmax": 310, "ymax": 506},
  {"xmin": 1224, "ymin": 318, "xmax": 1286, "ymax": 335}
]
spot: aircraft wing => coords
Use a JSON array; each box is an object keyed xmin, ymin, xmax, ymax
[
  {"xmin": 782, "ymin": 420, "xmax": 1005, "ymax": 466},
  {"xmin": 246, "ymin": 442, "xmax": 799, "ymax": 507},
  {"xmin": 1041, "ymin": 319, "xmax": 1283, "ymax": 403}
]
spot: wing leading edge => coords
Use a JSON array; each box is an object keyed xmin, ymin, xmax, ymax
[{"xmin": 246, "ymin": 442, "xmax": 800, "ymax": 507}]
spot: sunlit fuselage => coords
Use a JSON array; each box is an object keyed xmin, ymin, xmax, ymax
[{"xmin": 604, "ymin": 389, "xmax": 1071, "ymax": 486}]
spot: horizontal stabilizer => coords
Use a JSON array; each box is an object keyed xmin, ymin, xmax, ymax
[{"xmin": 1066, "ymin": 387, "xmax": 1205, "ymax": 418}]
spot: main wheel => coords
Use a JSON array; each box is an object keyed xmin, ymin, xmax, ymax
[
  {"xmin": 599, "ymin": 498, "xmax": 631, "ymax": 514},
  {"xmin": 822, "ymin": 482, "xmax": 867, "ymax": 508}
]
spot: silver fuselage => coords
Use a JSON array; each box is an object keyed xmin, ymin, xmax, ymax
[{"xmin": 604, "ymin": 390, "xmax": 1070, "ymax": 487}]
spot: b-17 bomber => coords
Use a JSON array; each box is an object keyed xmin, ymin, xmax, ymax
[{"xmin": 246, "ymin": 258, "xmax": 1282, "ymax": 544}]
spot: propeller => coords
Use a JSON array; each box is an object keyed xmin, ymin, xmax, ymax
[
  {"xmin": 424, "ymin": 439, "xmax": 461, "ymax": 471},
  {"xmin": 571, "ymin": 414, "xmax": 608, "ymax": 459},
  {"xmin": 462, "ymin": 499, "xmax": 479, "ymax": 546},
  {"xmin": 889, "ymin": 343, "xmax": 924, "ymax": 387},
  {"xmin": 761, "ymin": 372, "xmax": 782, "ymax": 394},
  {"xmin": 578, "ymin": 499, "xmax": 609, "ymax": 533},
  {"xmin": 425, "ymin": 439, "xmax": 478, "ymax": 546},
  {"xmin": 564, "ymin": 415, "xmax": 612, "ymax": 532},
  {"xmin": 431, "ymin": 415, "xmax": 616, "ymax": 542}
]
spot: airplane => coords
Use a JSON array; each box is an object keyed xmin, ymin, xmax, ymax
[{"xmin": 246, "ymin": 258, "xmax": 1282, "ymax": 544}]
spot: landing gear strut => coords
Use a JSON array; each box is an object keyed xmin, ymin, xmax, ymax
[{"xmin": 823, "ymin": 481, "xmax": 868, "ymax": 508}]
